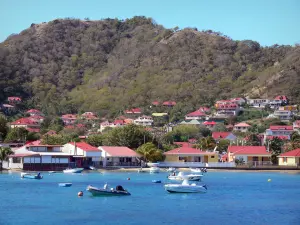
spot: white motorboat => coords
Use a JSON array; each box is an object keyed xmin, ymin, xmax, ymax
[
  {"xmin": 164, "ymin": 178, "xmax": 207, "ymax": 193},
  {"xmin": 167, "ymin": 167, "xmax": 176, "ymax": 172},
  {"xmin": 190, "ymin": 168, "xmax": 207, "ymax": 173},
  {"xmin": 150, "ymin": 167, "xmax": 160, "ymax": 173},
  {"xmin": 168, "ymin": 172, "xmax": 202, "ymax": 181},
  {"xmin": 63, "ymin": 168, "xmax": 84, "ymax": 173}
]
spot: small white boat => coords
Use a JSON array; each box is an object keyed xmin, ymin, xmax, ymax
[
  {"xmin": 168, "ymin": 172, "xmax": 202, "ymax": 181},
  {"xmin": 63, "ymin": 168, "xmax": 84, "ymax": 173},
  {"xmin": 89, "ymin": 166, "xmax": 96, "ymax": 170},
  {"xmin": 150, "ymin": 167, "xmax": 160, "ymax": 173},
  {"xmin": 87, "ymin": 184, "xmax": 131, "ymax": 196},
  {"xmin": 190, "ymin": 168, "xmax": 207, "ymax": 173},
  {"xmin": 21, "ymin": 172, "xmax": 43, "ymax": 179},
  {"xmin": 58, "ymin": 183, "xmax": 72, "ymax": 187},
  {"xmin": 167, "ymin": 167, "xmax": 176, "ymax": 172},
  {"xmin": 164, "ymin": 178, "xmax": 207, "ymax": 193}
]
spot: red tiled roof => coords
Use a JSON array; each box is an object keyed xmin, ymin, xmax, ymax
[
  {"xmin": 76, "ymin": 123, "xmax": 86, "ymax": 128},
  {"xmin": 198, "ymin": 106, "xmax": 210, "ymax": 112},
  {"xmin": 45, "ymin": 130, "xmax": 57, "ymax": 135},
  {"xmin": 10, "ymin": 153, "xmax": 40, "ymax": 157},
  {"xmin": 164, "ymin": 147, "xmax": 214, "ymax": 155},
  {"xmin": 203, "ymin": 121, "xmax": 216, "ymax": 125},
  {"xmin": 234, "ymin": 122, "xmax": 250, "ymax": 127},
  {"xmin": 61, "ymin": 114, "xmax": 77, "ymax": 119},
  {"xmin": 65, "ymin": 125, "xmax": 75, "ymax": 129},
  {"xmin": 162, "ymin": 101, "xmax": 176, "ymax": 106},
  {"xmin": 113, "ymin": 120, "xmax": 125, "ymax": 125},
  {"xmin": 100, "ymin": 146, "xmax": 139, "ymax": 157},
  {"xmin": 70, "ymin": 142, "xmax": 100, "ymax": 152},
  {"xmin": 221, "ymin": 154, "xmax": 228, "ymax": 161},
  {"xmin": 26, "ymin": 128, "xmax": 40, "ymax": 133},
  {"xmin": 212, "ymin": 132, "xmax": 231, "ymax": 139},
  {"xmin": 274, "ymin": 95, "xmax": 288, "ymax": 101},
  {"xmin": 279, "ymin": 149, "xmax": 300, "ymax": 157},
  {"xmin": 8, "ymin": 97, "xmax": 21, "ymax": 101},
  {"xmin": 28, "ymin": 115, "xmax": 44, "ymax": 120},
  {"xmin": 228, "ymin": 146, "xmax": 270, "ymax": 155},
  {"xmin": 26, "ymin": 109, "xmax": 41, "ymax": 114},
  {"xmin": 186, "ymin": 110, "xmax": 206, "ymax": 117},
  {"xmin": 269, "ymin": 126, "xmax": 293, "ymax": 131},
  {"xmin": 125, "ymin": 108, "xmax": 142, "ymax": 114},
  {"xmin": 11, "ymin": 118, "xmax": 39, "ymax": 125},
  {"xmin": 266, "ymin": 136, "xmax": 289, "ymax": 140},
  {"xmin": 152, "ymin": 101, "xmax": 160, "ymax": 106}
]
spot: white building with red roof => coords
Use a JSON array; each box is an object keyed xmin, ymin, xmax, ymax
[
  {"xmin": 10, "ymin": 117, "xmax": 40, "ymax": 132},
  {"xmin": 203, "ymin": 121, "xmax": 217, "ymax": 129},
  {"xmin": 278, "ymin": 149, "xmax": 300, "ymax": 166},
  {"xmin": 247, "ymin": 98, "xmax": 270, "ymax": 108},
  {"xmin": 99, "ymin": 119, "xmax": 125, "ymax": 132},
  {"xmin": 8, "ymin": 96, "xmax": 21, "ymax": 103},
  {"xmin": 124, "ymin": 108, "xmax": 142, "ymax": 114},
  {"xmin": 185, "ymin": 110, "xmax": 206, "ymax": 120},
  {"xmin": 81, "ymin": 112, "xmax": 99, "ymax": 121},
  {"xmin": 63, "ymin": 142, "xmax": 102, "ymax": 168},
  {"xmin": 8, "ymin": 140, "xmax": 70, "ymax": 171},
  {"xmin": 26, "ymin": 109, "xmax": 43, "ymax": 116},
  {"xmin": 230, "ymin": 97, "xmax": 246, "ymax": 105},
  {"xmin": 99, "ymin": 146, "xmax": 140, "ymax": 167},
  {"xmin": 215, "ymin": 100, "xmax": 241, "ymax": 117},
  {"xmin": 234, "ymin": 122, "xmax": 251, "ymax": 132},
  {"xmin": 61, "ymin": 114, "xmax": 77, "ymax": 125},
  {"xmin": 264, "ymin": 125, "xmax": 294, "ymax": 142},
  {"xmin": 227, "ymin": 146, "xmax": 271, "ymax": 165},
  {"xmin": 269, "ymin": 95, "xmax": 289, "ymax": 109},
  {"xmin": 162, "ymin": 101, "xmax": 176, "ymax": 107}
]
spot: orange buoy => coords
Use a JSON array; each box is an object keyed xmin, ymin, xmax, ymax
[{"xmin": 78, "ymin": 191, "xmax": 83, "ymax": 197}]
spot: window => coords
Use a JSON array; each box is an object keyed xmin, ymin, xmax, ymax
[
  {"xmin": 283, "ymin": 157, "xmax": 287, "ymax": 163},
  {"xmin": 13, "ymin": 157, "xmax": 21, "ymax": 163},
  {"xmin": 211, "ymin": 156, "xmax": 215, "ymax": 158}
]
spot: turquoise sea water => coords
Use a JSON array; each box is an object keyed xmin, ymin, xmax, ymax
[{"xmin": 0, "ymin": 170, "xmax": 300, "ymax": 225}]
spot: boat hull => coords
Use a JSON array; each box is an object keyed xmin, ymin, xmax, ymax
[
  {"xmin": 168, "ymin": 175, "xmax": 202, "ymax": 181},
  {"xmin": 58, "ymin": 183, "xmax": 72, "ymax": 187},
  {"xmin": 164, "ymin": 184, "xmax": 207, "ymax": 193},
  {"xmin": 87, "ymin": 186, "xmax": 131, "ymax": 196},
  {"xmin": 63, "ymin": 168, "xmax": 84, "ymax": 173},
  {"xmin": 21, "ymin": 173, "xmax": 43, "ymax": 179}
]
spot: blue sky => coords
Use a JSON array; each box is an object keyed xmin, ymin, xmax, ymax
[{"xmin": 0, "ymin": 0, "xmax": 299, "ymax": 46}]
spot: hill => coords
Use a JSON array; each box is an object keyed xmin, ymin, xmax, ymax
[{"xmin": 0, "ymin": 16, "xmax": 299, "ymax": 117}]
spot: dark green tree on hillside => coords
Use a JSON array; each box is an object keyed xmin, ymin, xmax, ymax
[
  {"xmin": 268, "ymin": 137, "xmax": 284, "ymax": 164},
  {"xmin": 136, "ymin": 142, "xmax": 164, "ymax": 162},
  {"xmin": 245, "ymin": 134, "xmax": 261, "ymax": 146},
  {"xmin": 4, "ymin": 127, "xmax": 28, "ymax": 143},
  {"xmin": 0, "ymin": 116, "xmax": 8, "ymax": 141}
]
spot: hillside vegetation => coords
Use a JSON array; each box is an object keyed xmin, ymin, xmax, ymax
[{"xmin": 1, "ymin": 16, "xmax": 299, "ymax": 117}]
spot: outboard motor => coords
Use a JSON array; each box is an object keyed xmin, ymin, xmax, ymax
[{"xmin": 116, "ymin": 185, "xmax": 125, "ymax": 191}]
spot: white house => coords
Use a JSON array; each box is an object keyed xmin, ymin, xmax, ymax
[
  {"xmin": 62, "ymin": 142, "xmax": 102, "ymax": 168},
  {"xmin": 215, "ymin": 100, "xmax": 241, "ymax": 117},
  {"xmin": 264, "ymin": 125, "xmax": 294, "ymax": 142},
  {"xmin": 273, "ymin": 109, "xmax": 293, "ymax": 121},
  {"xmin": 134, "ymin": 115, "xmax": 153, "ymax": 126},
  {"xmin": 185, "ymin": 110, "xmax": 206, "ymax": 120},
  {"xmin": 8, "ymin": 140, "xmax": 70, "ymax": 171},
  {"xmin": 247, "ymin": 99, "xmax": 270, "ymax": 108},
  {"xmin": 99, "ymin": 146, "xmax": 140, "ymax": 167},
  {"xmin": 234, "ymin": 122, "xmax": 251, "ymax": 132}
]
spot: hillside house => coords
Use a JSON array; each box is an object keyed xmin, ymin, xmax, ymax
[
  {"xmin": 10, "ymin": 118, "xmax": 40, "ymax": 133},
  {"xmin": 185, "ymin": 110, "xmax": 206, "ymax": 120},
  {"xmin": 234, "ymin": 122, "xmax": 251, "ymax": 132},
  {"xmin": 247, "ymin": 98, "xmax": 269, "ymax": 108},
  {"xmin": 203, "ymin": 121, "xmax": 216, "ymax": 129},
  {"xmin": 134, "ymin": 115, "xmax": 153, "ymax": 126},
  {"xmin": 212, "ymin": 132, "xmax": 237, "ymax": 141},
  {"xmin": 26, "ymin": 109, "xmax": 43, "ymax": 116},
  {"xmin": 215, "ymin": 100, "xmax": 241, "ymax": 117},
  {"xmin": 273, "ymin": 109, "xmax": 293, "ymax": 121},
  {"xmin": 264, "ymin": 125, "xmax": 294, "ymax": 142},
  {"xmin": 231, "ymin": 97, "xmax": 246, "ymax": 105},
  {"xmin": 8, "ymin": 96, "xmax": 21, "ymax": 104},
  {"xmin": 198, "ymin": 106, "xmax": 210, "ymax": 112},
  {"xmin": 99, "ymin": 146, "xmax": 140, "ymax": 167},
  {"xmin": 61, "ymin": 114, "xmax": 77, "ymax": 125},
  {"xmin": 99, "ymin": 120, "xmax": 125, "ymax": 132},
  {"xmin": 162, "ymin": 101, "xmax": 176, "ymax": 107},
  {"xmin": 124, "ymin": 108, "xmax": 142, "ymax": 114},
  {"xmin": 81, "ymin": 112, "xmax": 99, "ymax": 121},
  {"xmin": 269, "ymin": 95, "xmax": 289, "ymax": 109}
]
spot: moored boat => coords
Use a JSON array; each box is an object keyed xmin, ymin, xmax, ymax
[
  {"xmin": 167, "ymin": 167, "xmax": 176, "ymax": 172},
  {"xmin": 86, "ymin": 184, "xmax": 131, "ymax": 196},
  {"xmin": 150, "ymin": 167, "xmax": 160, "ymax": 173},
  {"xmin": 152, "ymin": 180, "xmax": 162, "ymax": 183},
  {"xmin": 190, "ymin": 168, "xmax": 207, "ymax": 173},
  {"xmin": 58, "ymin": 183, "xmax": 72, "ymax": 187},
  {"xmin": 164, "ymin": 179, "xmax": 207, "ymax": 193},
  {"xmin": 168, "ymin": 172, "xmax": 202, "ymax": 181},
  {"xmin": 63, "ymin": 168, "xmax": 84, "ymax": 173},
  {"xmin": 21, "ymin": 172, "xmax": 43, "ymax": 179}
]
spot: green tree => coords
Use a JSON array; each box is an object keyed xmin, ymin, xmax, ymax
[
  {"xmin": 42, "ymin": 134, "xmax": 80, "ymax": 145},
  {"xmin": 196, "ymin": 136, "xmax": 216, "ymax": 151},
  {"xmin": 4, "ymin": 127, "xmax": 28, "ymax": 143},
  {"xmin": 268, "ymin": 137, "xmax": 284, "ymax": 164},
  {"xmin": 212, "ymin": 123, "xmax": 227, "ymax": 132},
  {"xmin": 0, "ymin": 147, "xmax": 14, "ymax": 170},
  {"xmin": 103, "ymin": 124, "xmax": 152, "ymax": 149},
  {"xmin": 136, "ymin": 142, "xmax": 164, "ymax": 162},
  {"xmin": 0, "ymin": 116, "xmax": 8, "ymax": 141},
  {"xmin": 245, "ymin": 134, "xmax": 261, "ymax": 146},
  {"xmin": 199, "ymin": 125, "xmax": 211, "ymax": 137},
  {"xmin": 217, "ymin": 139, "xmax": 230, "ymax": 152},
  {"xmin": 86, "ymin": 134, "xmax": 104, "ymax": 147}
]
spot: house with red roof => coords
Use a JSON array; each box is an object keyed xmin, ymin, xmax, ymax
[
  {"xmin": 26, "ymin": 109, "xmax": 43, "ymax": 116},
  {"xmin": 162, "ymin": 101, "xmax": 176, "ymax": 107},
  {"xmin": 234, "ymin": 122, "xmax": 251, "ymax": 132},
  {"xmin": 226, "ymin": 146, "xmax": 271, "ymax": 165},
  {"xmin": 293, "ymin": 120, "xmax": 300, "ymax": 131},
  {"xmin": 134, "ymin": 115, "xmax": 153, "ymax": 126},
  {"xmin": 62, "ymin": 142, "xmax": 102, "ymax": 168},
  {"xmin": 215, "ymin": 100, "xmax": 241, "ymax": 117},
  {"xmin": 8, "ymin": 96, "xmax": 21, "ymax": 103},
  {"xmin": 99, "ymin": 146, "xmax": 140, "ymax": 167},
  {"xmin": 278, "ymin": 149, "xmax": 300, "ymax": 166},
  {"xmin": 185, "ymin": 110, "xmax": 206, "ymax": 120},
  {"xmin": 247, "ymin": 98, "xmax": 270, "ymax": 108},
  {"xmin": 198, "ymin": 106, "xmax": 210, "ymax": 112},
  {"xmin": 8, "ymin": 141, "xmax": 70, "ymax": 171},
  {"xmin": 124, "ymin": 108, "xmax": 142, "ymax": 114},
  {"xmin": 212, "ymin": 132, "xmax": 237, "ymax": 141},
  {"xmin": 81, "ymin": 112, "xmax": 99, "ymax": 121},
  {"xmin": 10, "ymin": 117, "xmax": 40, "ymax": 132},
  {"xmin": 99, "ymin": 119, "xmax": 125, "ymax": 132},
  {"xmin": 203, "ymin": 121, "xmax": 217, "ymax": 129},
  {"xmin": 61, "ymin": 114, "xmax": 77, "ymax": 125},
  {"xmin": 164, "ymin": 145, "xmax": 218, "ymax": 163},
  {"xmin": 264, "ymin": 125, "xmax": 294, "ymax": 143},
  {"xmin": 28, "ymin": 115, "xmax": 44, "ymax": 123},
  {"xmin": 45, "ymin": 130, "xmax": 57, "ymax": 136},
  {"xmin": 230, "ymin": 97, "xmax": 246, "ymax": 105},
  {"xmin": 269, "ymin": 95, "xmax": 289, "ymax": 109},
  {"xmin": 152, "ymin": 101, "xmax": 160, "ymax": 106}
]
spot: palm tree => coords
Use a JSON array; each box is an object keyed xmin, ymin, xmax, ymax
[
  {"xmin": 196, "ymin": 137, "xmax": 216, "ymax": 151},
  {"xmin": 136, "ymin": 142, "xmax": 164, "ymax": 163},
  {"xmin": 0, "ymin": 147, "xmax": 14, "ymax": 170}
]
